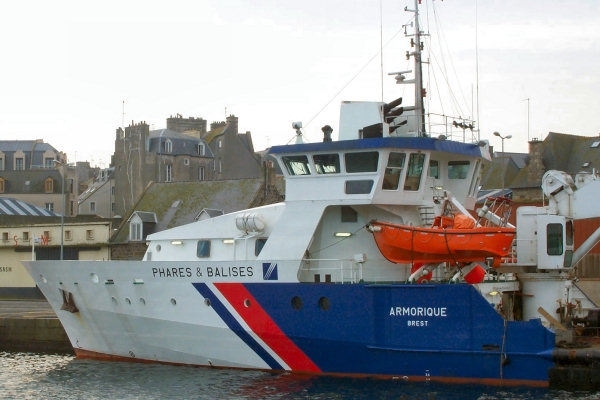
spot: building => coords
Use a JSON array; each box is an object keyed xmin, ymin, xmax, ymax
[
  {"xmin": 78, "ymin": 167, "xmax": 115, "ymax": 218},
  {"xmin": 111, "ymin": 122, "xmax": 215, "ymax": 216},
  {"xmin": 0, "ymin": 140, "xmax": 97, "ymax": 216},
  {"xmin": 0, "ymin": 212, "xmax": 112, "ymax": 298}
]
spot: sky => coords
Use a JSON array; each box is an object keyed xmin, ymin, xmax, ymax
[{"xmin": 0, "ymin": 0, "xmax": 598, "ymax": 167}]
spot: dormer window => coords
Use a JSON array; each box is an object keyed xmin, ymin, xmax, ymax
[
  {"xmin": 44, "ymin": 158, "xmax": 54, "ymax": 168},
  {"xmin": 15, "ymin": 158, "xmax": 24, "ymax": 170},
  {"xmin": 130, "ymin": 220, "xmax": 142, "ymax": 241},
  {"xmin": 197, "ymin": 143, "xmax": 205, "ymax": 155},
  {"xmin": 164, "ymin": 139, "xmax": 172, "ymax": 153},
  {"xmin": 44, "ymin": 177, "xmax": 54, "ymax": 193}
]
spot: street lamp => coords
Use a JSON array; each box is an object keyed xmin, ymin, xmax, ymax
[
  {"xmin": 493, "ymin": 131, "xmax": 512, "ymax": 196},
  {"xmin": 53, "ymin": 159, "xmax": 66, "ymax": 260}
]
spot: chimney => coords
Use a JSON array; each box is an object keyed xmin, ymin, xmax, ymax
[
  {"xmin": 226, "ymin": 115, "xmax": 238, "ymax": 134},
  {"xmin": 527, "ymin": 138, "xmax": 545, "ymax": 185}
]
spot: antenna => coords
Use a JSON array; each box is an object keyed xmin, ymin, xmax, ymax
[
  {"xmin": 522, "ymin": 98, "xmax": 530, "ymax": 141},
  {"xmin": 122, "ymin": 100, "xmax": 125, "ymax": 129},
  {"xmin": 475, "ymin": 0, "xmax": 480, "ymax": 141}
]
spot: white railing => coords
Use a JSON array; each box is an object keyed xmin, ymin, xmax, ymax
[{"xmin": 299, "ymin": 258, "xmax": 363, "ymax": 284}]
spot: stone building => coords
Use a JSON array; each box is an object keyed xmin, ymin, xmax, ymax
[
  {"xmin": 0, "ymin": 140, "xmax": 96, "ymax": 216},
  {"xmin": 78, "ymin": 167, "xmax": 115, "ymax": 218},
  {"xmin": 111, "ymin": 122, "xmax": 215, "ymax": 217}
]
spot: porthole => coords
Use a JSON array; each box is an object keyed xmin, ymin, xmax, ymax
[
  {"xmin": 125, "ymin": 297, "xmax": 131, "ymax": 305},
  {"xmin": 204, "ymin": 298, "xmax": 211, "ymax": 307},
  {"xmin": 111, "ymin": 296, "xmax": 117, "ymax": 304},
  {"xmin": 139, "ymin": 298, "xmax": 146, "ymax": 305},
  {"xmin": 244, "ymin": 299, "xmax": 251, "ymax": 308},
  {"xmin": 318, "ymin": 297, "xmax": 330, "ymax": 311},
  {"xmin": 291, "ymin": 296, "xmax": 303, "ymax": 310},
  {"xmin": 171, "ymin": 298, "xmax": 177, "ymax": 306}
]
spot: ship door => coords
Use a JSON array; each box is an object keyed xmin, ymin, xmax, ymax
[{"xmin": 536, "ymin": 215, "xmax": 573, "ymax": 270}]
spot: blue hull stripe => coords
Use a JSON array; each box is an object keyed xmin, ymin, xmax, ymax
[{"xmin": 192, "ymin": 283, "xmax": 283, "ymax": 370}]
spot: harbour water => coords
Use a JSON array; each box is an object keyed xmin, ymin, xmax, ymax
[{"xmin": 0, "ymin": 352, "xmax": 598, "ymax": 400}]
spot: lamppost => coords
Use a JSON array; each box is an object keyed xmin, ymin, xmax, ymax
[
  {"xmin": 493, "ymin": 131, "xmax": 512, "ymax": 196},
  {"xmin": 53, "ymin": 159, "xmax": 66, "ymax": 260}
]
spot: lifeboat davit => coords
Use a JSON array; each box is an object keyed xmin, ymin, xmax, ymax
[{"xmin": 369, "ymin": 215, "xmax": 515, "ymax": 265}]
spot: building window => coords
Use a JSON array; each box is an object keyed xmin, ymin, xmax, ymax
[
  {"xmin": 90, "ymin": 202, "xmax": 96, "ymax": 213},
  {"xmin": 197, "ymin": 144, "xmax": 205, "ymax": 155},
  {"xmin": 164, "ymin": 139, "xmax": 172, "ymax": 153},
  {"xmin": 44, "ymin": 158, "xmax": 54, "ymax": 168},
  {"xmin": 165, "ymin": 165, "xmax": 172, "ymax": 182},
  {"xmin": 22, "ymin": 232, "xmax": 29, "ymax": 241},
  {"xmin": 111, "ymin": 202, "xmax": 115, "ymax": 212},
  {"xmin": 0, "ymin": 158, "xmax": 3, "ymax": 170},
  {"xmin": 218, "ymin": 160, "xmax": 222, "ymax": 173},
  {"xmin": 44, "ymin": 177, "xmax": 54, "ymax": 193},
  {"xmin": 111, "ymin": 186, "xmax": 115, "ymax": 195},
  {"xmin": 130, "ymin": 222, "xmax": 142, "ymax": 241},
  {"xmin": 67, "ymin": 179, "xmax": 74, "ymax": 193},
  {"xmin": 45, "ymin": 203, "xmax": 54, "ymax": 212},
  {"xmin": 199, "ymin": 166, "xmax": 205, "ymax": 181},
  {"xmin": 65, "ymin": 230, "xmax": 72, "ymax": 241},
  {"xmin": 218, "ymin": 139, "xmax": 222, "ymax": 148},
  {"xmin": 70, "ymin": 201, "xmax": 74, "ymax": 215},
  {"xmin": 15, "ymin": 158, "xmax": 24, "ymax": 170},
  {"xmin": 86, "ymin": 230, "xmax": 94, "ymax": 240},
  {"xmin": 0, "ymin": 177, "xmax": 4, "ymax": 193},
  {"xmin": 184, "ymin": 158, "xmax": 190, "ymax": 166},
  {"xmin": 2, "ymin": 232, "xmax": 8, "ymax": 241}
]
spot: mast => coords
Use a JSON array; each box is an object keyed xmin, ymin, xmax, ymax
[
  {"xmin": 405, "ymin": 0, "xmax": 426, "ymax": 137},
  {"xmin": 413, "ymin": 0, "xmax": 426, "ymax": 137}
]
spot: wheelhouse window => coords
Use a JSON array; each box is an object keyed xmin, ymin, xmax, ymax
[
  {"xmin": 255, "ymin": 238, "xmax": 267, "ymax": 256},
  {"xmin": 313, "ymin": 154, "xmax": 340, "ymax": 174},
  {"xmin": 448, "ymin": 161, "xmax": 470, "ymax": 179},
  {"xmin": 468, "ymin": 160, "xmax": 481, "ymax": 196},
  {"xmin": 382, "ymin": 152, "xmax": 405, "ymax": 190},
  {"xmin": 282, "ymin": 155, "xmax": 311, "ymax": 176},
  {"xmin": 345, "ymin": 151, "xmax": 379, "ymax": 173},
  {"xmin": 428, "ymin": 160, "xmax": 439, "ymax": 179},
  {"xmin": 547, "ymin": 223, "xmax": 563, "ymax": 255},
  {"xmin": 197, "ymin": 240, "xmax": 211, "ymax": 258},
  {"xmin": 404, "ymin": 153, "xmax": 425, "ymax": 191}
]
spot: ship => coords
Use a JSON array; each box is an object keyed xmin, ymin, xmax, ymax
[{"xmin": 22, "ymin": 1, "xmax": 600, "ymax": 387}]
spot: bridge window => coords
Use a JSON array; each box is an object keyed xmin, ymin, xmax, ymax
[
  {"xmin": 404, "ymin": 153, "xmax": 425, "ymax": 191},
  {"xmin": 428, "ymin": 160, "xmax": 439, "ymax": 179},
  {"xmin": 345, "ymin": 152, "xmax": 379, "ymax": 173},
  {"xmin": 313, "ymin": 154, "xmax": 340, "ymax": 174},
  {"xmin": 282, "ymin": 155, "xmax": 311, "ymax": 175},
  {"xmin": 448, "ymin": 161, "xmax": 470, "ymax": 179},
  {"xmin": 383, "ymin": 152, "xmax": 405, "ymax": 190}
]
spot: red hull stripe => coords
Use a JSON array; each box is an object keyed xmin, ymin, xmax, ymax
[{"xmin": 214, "ymin": 282, "xmax": 320, "ymax": 372}]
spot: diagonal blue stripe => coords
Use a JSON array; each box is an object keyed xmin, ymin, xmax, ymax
[{"xmin": 192, "ymin": 283, "xmax": 283, "ymax": 370}]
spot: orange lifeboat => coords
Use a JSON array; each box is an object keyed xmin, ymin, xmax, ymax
[{"xmin": 369, "ymin": 215, "xmax": 515, "ymax": 265}]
